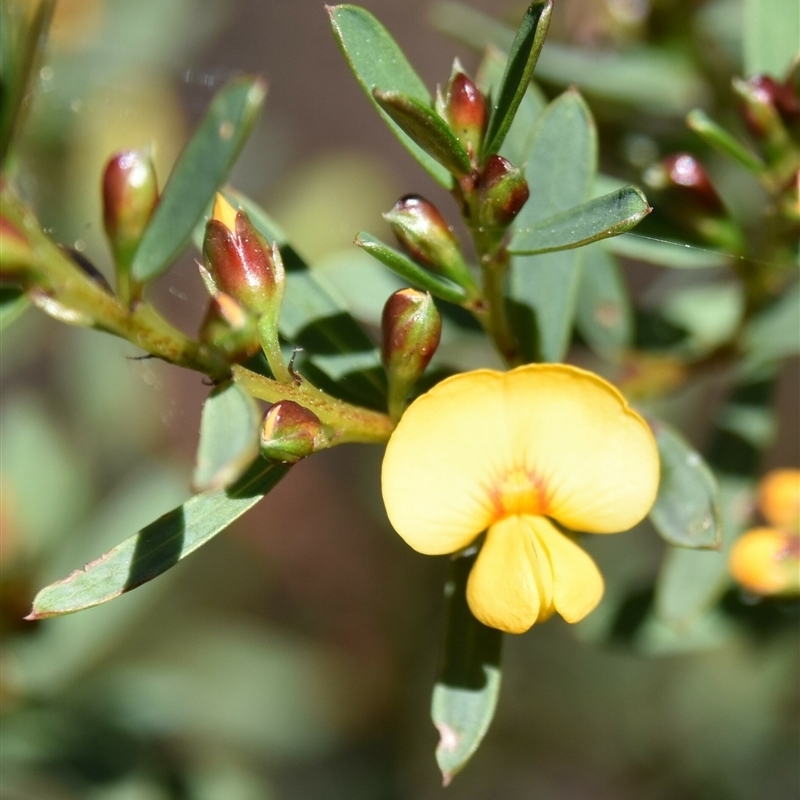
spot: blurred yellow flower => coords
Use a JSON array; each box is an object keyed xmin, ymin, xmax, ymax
[
  {"xmin": 382, "ymin": 364, "xmax": 660, "ymax": 633},
  {"xmin": 729, "ymin": 468, "xmax": 800, "ymax": 596}
]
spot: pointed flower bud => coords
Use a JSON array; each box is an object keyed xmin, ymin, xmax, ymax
[
  {"xmin": 384, "ymin": 196, "xmax": 474, "ymax": 290},
  {"xmin": 736, "ymin": 75, "xmax": 799, "ymax": 138},
  {"xmin": 102, "ymin": 150, "xmax": 158, "ymax": 270},
  {"xmin": 443, "ymin": 71, "xmax": 486, "ymax": 157},
  {"xmin": 203, "ymin": 194, "xmax": 285, "ymax": 318},
  {"xmin": 646, "ymin": 153, "xmax": 724, "ymax": 215},
  {"xmin": 260, "ymin": 401, "xmax": 331, "ymax": 464},
  {"xmin": 382, "ymin": 289, "xmax": 442, "ymax": 420},
  {"xmin": 477, "ymin": 154, "xmax": 530, "ymax": 230}
]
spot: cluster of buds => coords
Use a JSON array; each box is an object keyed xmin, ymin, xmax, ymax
[
  {"xmin": 201, "ymin": 194, "xmax": 288, "ymax": 377},
  {"xmin": 381, "ymin": 288, "xmax": 442, "ymax": 420},
  {"xmin": 729, "ymin": 469, "xmax": 800, "ymax": 597}
]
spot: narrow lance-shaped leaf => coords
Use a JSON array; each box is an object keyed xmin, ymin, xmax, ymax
[
  {"xmin": 509, "ymin": 89, "xmax": 596, "ymax": 363},
  {"xmin": 373, "ymin": 90, "xmax": 471, "ymax": 176},
  {"xmin": 193, "ymin": 381, "xmax": 262, "ymax": 492},
  {"xmin": 131, "ymin": 77, "xmax": 266, "ymax": 283},
  {"xmin": 355, "ymin": 232, "xmax": 470, "ymax": 305},
  {"xmin": 509, "ymin": 185, "xmax": 650, "ymax": 255},
  {"xmin": 687, "ymin": 109, "xmax": 765, "ymax": 173},
  {"xmin": 28, "ymin": 460, "xmax": 289, "ymax": 618},
  {"xmin": 327, "ymin": 4, "xmax": 452, "ymax": 187},
  {"xmin": 481, "ymin": 0, "xmax": 552, "ymax": 159},
  {"xmin": 649, "ymin": 421, "xmax": 722, "ymax": 550},
  {"xmin": 431, "ymin": 551, "xmax": 503, "ymax": 786}
]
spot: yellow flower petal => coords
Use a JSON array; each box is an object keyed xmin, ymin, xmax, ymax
[
  {"xmin": 729, "ymin": 527, "xmax": 800, "ymax": 596},
  {"xmin": 465, "ymin": 516, "xmax": 546, "ymax": 634},
  {"xmin": 381, "ymin": 364, "xmax": 659, "ymax": 557},
  {"xmin": 212, "ymin": 192, "xmax": 238, "ymax": 232},
  {"xmin": 532, "ymin": 517, "xmax": 604, "ymax": 622},
  {"xmin": 499, "ymin": 365, "xmax": 659, "ymax": 532},
  {"xmin": 382, "ymin": 370, "xmax": 510, "ymax": 554},
  {"xmin": 757, "ymin": 469, "xmax": 800, "ymax": 533}
]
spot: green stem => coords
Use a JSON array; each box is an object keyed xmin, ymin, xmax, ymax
[
  {"xmin": 256, "ymin": 315, "xmax": 292, "ymax": 384},
  {"xmin": 233, "ymin": 364, "xmax": 395, "ymax": 445},
  {"xmin": 2, "ymin": 187, "xmax": 230, "ymax": 379}
]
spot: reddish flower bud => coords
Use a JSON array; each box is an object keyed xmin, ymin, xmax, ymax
[
  {"xmin": 477, "ymin": 154, "xmax": 530, "ymax": 230},
  {"xmin": 384, "ymin": 195, "xmax": 474, "ymax": 290},
  {"xmin": 645, "ymin": 153, "xmax": 724, "ymax": 215},
  {"xmin": 203, "ymin": 194, "xmax": 285, "ymax": 318},
  {"xmin": 739, "ymin": 74, "xmax": 800, "ymax": 135},
  {"xmin": 102, "ymin": 150, "xmax": 158, "ymax": 270},
  {"xmin": 443, "ymin": 71, "xmax": 487, "ymax": 157},
  {"xmin": 381, "ymin": 288, "xmax": 442, "ymax": 420},
  {"xmin": 260, "ymin": 401, "xmax": 331, "ymax": 464}
]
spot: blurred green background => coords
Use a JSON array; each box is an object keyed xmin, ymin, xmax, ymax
[{"xmin": 1, "ymin": 1, "xmax": 798, "ymax": 798}]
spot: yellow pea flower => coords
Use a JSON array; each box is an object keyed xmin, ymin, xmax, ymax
[
  {"xmin": 382, "ymin": 364, "xmax": 661, "ymax": 634},
  {"xmin": 728, "ymin": 469, "xmax": 800, "ymax": 597}
]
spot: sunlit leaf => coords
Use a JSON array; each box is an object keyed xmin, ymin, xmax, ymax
[
  {"xmin": 327, "ymin": 4, "xmax": 452, "ymax": 187},
  {"xmin": 650, "ymin": 422, "xmax": 722, "ymax": 550},
  {"xmin": 431, "ymin": 552, "xmax": 503, "ymax": 786},
  {"xmin": 28, "ymin": 460, "xmax": 289, "ymax": 618},
  {"xmin": 131, "ymin": 77, "xmax": 266, "ymax": 283},
  {"xmin": 193, "ymin": 381, "xmax": 262, "ymax": 492},
  {"xmin": 481, "ymin": 1, "xmax": 552, "ymax": 159},
  {"xmin": 509, "ymin": 186, "xmax": 650, "ymax": 254},
  {"xmin": 509, "ymin": 90, "xmax": 595, "ymax": 362}
]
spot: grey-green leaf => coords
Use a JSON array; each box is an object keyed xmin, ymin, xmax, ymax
[
  {"xmin": 687, "ymin": 109, "xmax": 765, "ymax": 173},
  {"xmin": 482, "ymin": 1, "xmax": 552, "ymax": 159},
  {"xmin": 130, "ymin": 77, "xmax": 266, "ymax": 283},
  {"xmin": 605, "ymin": 232, "xmax": 730, "ymax": 269},
  {"xmin": 431, "ymin": 552, "xmax": 503, "ymax": 786},
  {"xmin": 575, "ymin": 244, "xmax": 632, "ymax": 357},
  {"xmin": 327, "ymin": 4, "xmax": 452, "ymax": 187},
  {"xmin": 742, "ymin": 280, "xmax": 800, "ymax": 365},
  {"xmin": 509, "ymin": 185, "xmax": 650, "ymax": 254},
  {"xmin": 193, "ymin": 381, "xmax": 262, "ymax": 492},
  {"xmin": 355, "ymin": 232, "xmax": 469, "ymax": 305},
  {"xmin": 650, "ymin": 422, "xmax": 722, "ymax": 550},
  {"xmin": 655, "ymin": 476, "xmax": 753, "ymax": 627},
  {"xmin": 509, "ymin": 89, "xmax": 596, "ymax": 362},
  {"xmin": 373, "ymin": 90, "xmax": 472, "ymax": 176},
  {"xmin": 743, "ymin": 0, "xmax": 799, "ymax": 78},
  {"xmin": 28, "ymin": 460, "xmax": 289, "ymax": 618}
]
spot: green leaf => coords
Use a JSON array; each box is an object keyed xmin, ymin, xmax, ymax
[
  {"xmin": 605, "ymin": 232, "xmax": 730, "ymax": 269},
  {"xmin": 650, "ymin": 422, "xmax": 722, "ymax": 550},
  {"xmin": 430, "ymin": 1, "xmax": 708, "ymax": 115},
  {"xmin": 0, "ymin": 285, "xmax": 29, "ymax": 330},
  {"xmin": 509, "ymin": 185, "xmax": 650, "ymax": 254},
  {"xmin": 575, "ymin": 244, "xmax": 632, "ymax": 357},
  {"xmin": 742, "ymin": 280, "xmax": 800, "ymax": 364},
  {"xmin": 354, "ymin": 232, "xmax": 470, "ymax": 305},
  {"xmin": 431, "ymin": 552, "xmax": 503, "ymax": 786},
  {"xmin": 509, "ymin": 90, "xmax": 596, "ymax": 362},
  {"xmin": 482, "ymin": 1, "xmax": 552, "ymax": 159},
  {"xmin": 744, "ymin": 0, "xmax": 799, "ymax": 78},
  {"xmin": 211, "ymin": 190, "xmax": 387, "ymax": 409},
  {"xmin": 687, "ymin": 109, "xmax": 765, "ymax": 172},
  {"xmin": 0, "ymin": 0, "xmax": 56, "ymax": 165},
  {"xmin": 655, "ymin": 476, "xmax": 753, "ymax": 627},
  {"xmin": 130, "ymin": 77, "xmax": 266, "ymax": 283},
  {"xmin": 28, "ymin": 460, "xmax": 289, "ymax": 618},
  {"xmin": 373, "ymin": 90, "xmax": 472, "ymax": 176},
  {"xmin": 477, "ymin": 47, "xmax": 546, "ymax": 167},
  {"xmin": 327, "ymin": 4, "xmax": 452, "ymax": 187},
  {"xmin": 193, "ymin": 381, "xmax": 262, "ymax": 492}
]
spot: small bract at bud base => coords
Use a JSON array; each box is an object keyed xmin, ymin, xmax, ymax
[{"xmin": 260, "ymin": 401, "xmax": 331, "ymax": 464}]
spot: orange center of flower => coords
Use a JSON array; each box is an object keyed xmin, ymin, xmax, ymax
[{"xmin": 491, "ymin": 467, "xmax": 549, "ymax": 518}]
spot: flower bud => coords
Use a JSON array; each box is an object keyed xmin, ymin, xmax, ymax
[
  {"xmin": 442, "ymin": 71, "xmax": 486, "ymax": 157},
  {"xmin": 102, "ymin": 150, "xmax": 158, "ymax": 270},
  {"xmin": 260, "ymin": 401, "xmax": 331, "ymax": 464},
  {"xmin": 382, "ymin": 289, "xmax": 442, "ymax": 420},
  {"xmin": 736, "ymin": 74, "xmax": 799, "ymax": 137},
  {"xmin": 203, "ymin": 194, "xmax": 285, "ymax": 318},
  {"xmin": 645, "ymin": 153, "xmax": 724, "ymax": 215},
  {"xmin": 198, "ymin": 293, "xmax": 261, "ymax": 362},
  {"xmin": 384, "ymin": 196, "xmax": 474, "ymax": 290},
  {"xmin": 477, "ymin": 154, "xmax": 530, "ymax": 230}
]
